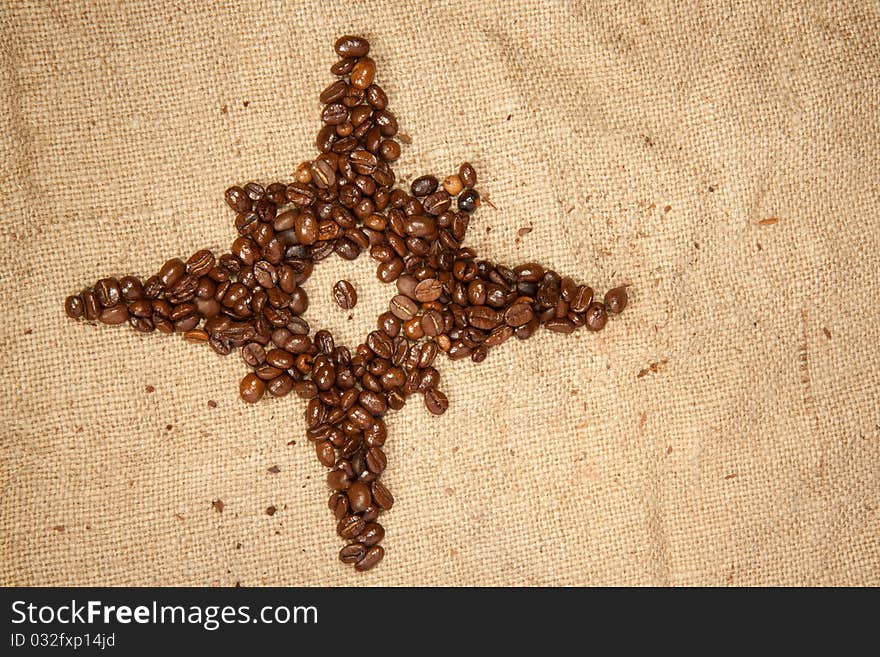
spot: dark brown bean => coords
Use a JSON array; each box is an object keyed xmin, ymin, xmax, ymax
[
  {"xmin": 354, "ymin": 545, "xmax": 384, "ymax": 571},
  {"xmin": 459, "ymin": 162, "xmax": 477, "ymax": 188},
  {"xmin": 347, "ymin": 481, "xmax": 372, "ymax": 513},
  {"xmin": 505, "ymin": 303, "xmax": 534, "ymax": 327},
  {"xmin": 64, "ymin": 295, "xmax": 84, "ymax": 319},
  {"xmin": 424, "ymin": 388, "xmax": 449, "ymax": 415},
  {"xmin": 604, "ymin": 286, "xmax": 628, "ymax": 314},
  {"xmin": 334, "ymin": 35, "xmax": 370, "ymax": 58},
  {"xmin": 339, "ymin": 543, "xmax": 366, "ymax": 564},
  {"xmin": 370, "ymin": 480, "xmax": 394, "ymax": 510},
  {"xmin": 350, "ymin": 57, "xmax": 375, "ymax": 90},
  {"xmin": 333, "ymin": 280, "xmax": 357, "ymax": 309},
  {"xmin": 585, "ymin": 302, "xmax": 608, "ymax": 331},
  {"xmin": 337, "ymin": 514, "xmax": 365, "ymax": 539}
]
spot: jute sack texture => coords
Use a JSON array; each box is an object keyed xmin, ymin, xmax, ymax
[{"xmin": 1, "ymin": 1, "xmax": 878, "ymax": 586}]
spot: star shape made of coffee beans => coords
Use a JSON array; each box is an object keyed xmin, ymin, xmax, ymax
[{"xmin": 63, "ymin": 35, "xmax": 629, "ymax": 573}]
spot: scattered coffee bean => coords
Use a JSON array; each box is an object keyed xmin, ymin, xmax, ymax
[{"xmin": 333, "ymin": 280, "xmax": 358, "ymax": 309}]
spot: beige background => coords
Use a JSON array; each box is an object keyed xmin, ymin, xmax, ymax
[{"xmin": 1, "ymin": 0, "xmax": 878, "ymax": 586}]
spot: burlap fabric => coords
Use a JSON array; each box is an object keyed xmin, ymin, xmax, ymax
[{"xmin": 1, "ymin": 1, "xmax": 878, "ymax": 587}]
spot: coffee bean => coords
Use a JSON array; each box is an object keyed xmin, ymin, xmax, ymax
[
  {"xmin": 224, "ymin": 186, "xmax": 251, "ymax": 212},
  {"xmin": 467, "ymin": 306, "xmax": 501, "ymax": 330},
  {"xmin": 459, "ymin": 162, "xmax": 477, "ymax": 188},
  {"xmin": 442, "ymin": 174, "xmax": 463, "ymax": 196},
  {"xmin": 413, "ymin": 278, "xmax": 442, "ymax": 302},
  {"xmin": 365, "ymin": 446, "xmax": 387, "ymax": 474},
  {"xmin": 337, "ymin": 514, "xmax": 365, "ymax": 539},
  {"xmin": 339, "ymin": 543, "xmax": 366, "ymax": 564},
  {"xmin": 119, "ymin": 276, "xmax": 144, "ymax": 301},
  {"xmin": 604, "ymin": 286, "xmax": 628, "ymax": 314},
  {"xmin": 504, "ymin": 303, "xmax": 534, "ymax": 327},
  {"xmin": 423, "ymin": 190, "xmax": 451, "ymax": 215},
  {"xmin": 347, "ymin": 481, "xmax": 372, "ymax": 512},
  {"xmin": 350, "ymin": 57, "xmax": 375, "ymax": 90},
  {"xmin": 458, "ymin": 189, "xmax": 479, "ymax": 213},
  {"xmin": 241, "ymin": 343, "xmax": 266, "ymax": 367},
  {"xmin": 94, "ymin": 277, "xmax": 121, "ymax": 307},
  {"xmin": 334, "ymin": 35, "xmax": 370, "ymax": 58},
  {"xmin": 585, "ymin": 302, "xmax": 608, "ymax": 331},
  {"xmin": 421, "ymin": 309, "xmax": 444, "ymax": 337},
  {"xmin": 64, "ymin": 295, "xmax": 84, "ymax": 319},
  {"xmin": 354, "ymin": 545, "xmax": 384, "ymax": 571},
  {"xmin": 99, "ymin": 304, "xmax": 129, "ymax": 325},
  {"xmin": 370, "ymin": 480, "xmax": 394, "ymax": 510},
  {"xmin": 239, "ymin": 373, "xmax": 265, "ymax": 403},
  {"xmin": 186, "ymin": 250, "xmax": 215, "ymax": 277},
  {"xmin": 333, "ymin": 280, "xmax": 357, "ymax": 309},
  {"xmin": 411, "ymin": 175, "xmax": 438, "ymax": 197},
  {"xmin": 570, "ymin": 285, "xmax": 594, "ymax": 313},
  {"xmin": 424, "ymin": 388, "xmax": 449, "ymax": 415},
  {"xmin": 389, "ymin": 295, "xmax": 418, "ymax": 320},
  {"xmin": 545, "ymin": 317, "xmax": 576, "ymax": 333},
  {"xmin": 357, "ymin": 522, "xmax": 384, "ymax": 546}
]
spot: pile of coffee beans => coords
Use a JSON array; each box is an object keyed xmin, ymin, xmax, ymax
[{"xmin": 64, "ymin": 35, "xmax": 628, "ymax": 573}]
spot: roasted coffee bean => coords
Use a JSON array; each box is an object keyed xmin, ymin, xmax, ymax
[
  {"xmin": 423, "ymin": 190, "xmax": 451, "ymax": 215},
  {"xmin": 186, "ymin": 250, "xmax": 215, "ymax": 277},
  {"xmin": 354, "ymin": 545, "xmax": 384, "ymax": 572},
  {"xmin": 585, "ymin": 302, "xmax": 608, "ymax": 331},
  {"xmin": 604, "ymin": 286, "xmax": 628, "ymax": 314},
  {"xmin": 570, "ymin": 285, "xmax": 594, "ymax": 313},
  {"xmin": 505, "ymin": 303, "xmax": 534, "ymax": 327},
  {"xmin": 389, "ymin": 295, "xmax": 418, "ymax": 320},
  {"xmin": 467, "ymin": 306, "xmax": 501, "ymax": 330},
  {"xmin": 458, "ymin": 189, "xmax": 479, "ymax": 212},
  {"xmin": 411, "ymin": 175, "xmax": 438, "ymax": 197},
  {"xmin": 337, "ymin": 514, "xmax": 365, "ymax": 539},
  {"xmin": 268, "ymin": 373, "xmax": 293, "ymax": 396},
  {"xmin": 413, "ymin": 278, "xmax": 442, "ymax": 302},
  {"xmin": 424, "ymin": 388, "xmax": 449, "ymax": 415},
  {"xmin": 94, "ymin": 277, "xmax": 121, "ymax": 307},
  {"xmin": 370, "ymin": 480, "xmax": 394, "ymax": 510},
  {"xmin": 421, "ymin": 310, "xmax": 444, "ymax": 337},
  {"xmin": 459, "ymin": 162, "xmax": 477, "ymax": 188},
  {"xmin": 333, "ymin": 280, "xmax": 357, "ymax": 309},
  {"xmin": 225, "ymin": 186, "xmax": 251, "ymax": 212},
  {"xmin": 347, "ymin": 481, "xmax": 372, "ymax": 512},
  {"xmin": 334, "ymin": 35, "xmax": 370, "ymax": 58},
  {"xmin": 328, "ymin": 469, "xmax": 351, "ymax": 492},
  {"xmin": 64, "ymin": 295, "xmax": 84, "ymax": 319},
  {"xmin": 357, "ymin": 522, "xmax": 384, "ymax": 547},
  {"xmin": 241, "ymin": 343, "xmax": 266, "ymax": 367},
  {"xmin": 99, "ymin": 304, "xmax": 129, "ymax": 325},
  {"xmin": 316, "ymin": 441, "xmax": 337, "ymax": 468},
  {"xmin": 545, "ymin": 318, "xmax": 576, "ymax": 333},
  {"xmin": 365, "ymin": 446, "xmax": 387, "ymax": 475},
  {"xmin": 350, "ymin": 57, "xmax": 375, "ymax": 89},
  {"xmin": 339, "ymin": 543, "xmax": 366, "ymax": 564},
  {"xmin": 239, "ymin": 373, "xmax": 265, "ymax": 403}
]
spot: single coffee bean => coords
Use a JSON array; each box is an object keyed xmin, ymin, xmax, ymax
[
  {"xmin": 64, "ymin": 295, "xmax": 84, "ymax": 319},
  {"xmin": 604, "ymin": 286, "xmax": 628, "ymax": 314},
  {"xmin": 333, "ymin": 280, "xmax": 358, "ymax": 309},
  {"xmin": 545, "ymin": 317, "xmax": 576, "ymax": 333},
  {"xmin": 389, "ymin": 294, "xmax": 418, "ymax": 320},
  {"xmin": 458, "ymin": 189, "xmax": 479, "ymax": 212},
  {"xmin": 354, "ymin": 544, "xmax": 384, "ymax": 571},
  {"xmin": 94, "ymin": 277, "xmax": 122, "ymax": 307},
  {"xmin": 370, "ymin": 480, "xmax": 394, "ymax": 510},
  {"xmin": 424, "ymin": 388, "xmax": 449, "ymax": 415},
  {"xmin": 585, "ymin": 302, "xmax": 608, "ymax": 331},
  {"xmin": 328, "ymin": 469, "xmax": 352, "ymax": 492},
  {"xmin": 505, "ymin": 303, "xmax": 534, "ymax": 327},
  {"xmin": 569, "ymin": 285, "xmax": 594, "ymax": 313},
  {"xmin": 239, "ymin": 373, "xmax": 265, "ymax": 403},
  {"xmin": 350, "ymin": 57, "xmax": 376, "ymax": 90},
  {"xmin": 459, "ymin": 162, "xmax": 477, "ymax": 188},
  {"xmin": 365, "ymin": 446, "xmax": 387, "ymax": 474},
  {"xmin": 224, "ymin": 186, "xmax": 251, "ymax": 212},
  {"xmin": 357, "ymin": 522, "xmax": 385, "ymax": 547},
  {"xmin": 241, "ymin": 343, "xmax": 266, "ymax": 367},
  {"xmin": 421, "ymin": 309, "xmax": 444, "ymax": 337},
  {"xmin": 347, "ymin": 481, "xmax": 372, "ymax": 513},
  {"xmin": 334, "ymin": 35, "xmax": 370, "ymax": 58},
  {"xmin": 423, "ymin": 190, "xmax": 451, "ymax": 215},
  {"xmin": 414, "ymin": 278, "xmax": 443, "ymax": 302},
  {"xmin": 186, "ymin": 249, "xmax": 215, "ymax": 277},
  {"xmin": 98, "ymin": 304, "xmax": 129, "ymax": 325},
  {"xmin": 337, "ymin": 514, "xmax": 366, "ymax": 539},
  {"xmin": 339, "ymin": 543, "xmax": 366, "ymax": 564},
  {"xmin": 410, "ymin": 175, "xmax": 438, "ymax": 197}
]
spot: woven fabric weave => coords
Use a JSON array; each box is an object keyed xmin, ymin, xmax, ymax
[{"xmin": 1, "ymin": 0, "xmax": 878, "ymax": 586}]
